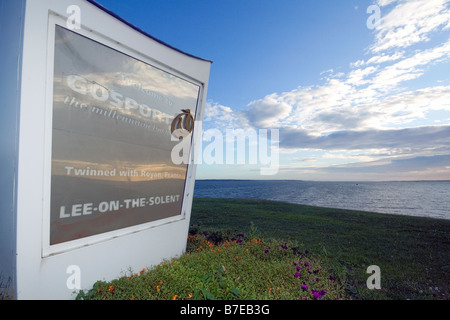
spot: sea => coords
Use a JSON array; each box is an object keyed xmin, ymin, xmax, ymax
[{"xmin": 193, "ymin": 180, "xmax": 450, "ymax": 220}]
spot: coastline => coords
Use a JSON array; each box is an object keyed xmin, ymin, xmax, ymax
[{"xmin": 193, "ymin": 180, "xmax": 450, "ymax": 220}]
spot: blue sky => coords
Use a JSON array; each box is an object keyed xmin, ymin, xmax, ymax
[{"xmin": 96, "ymin": 0, "xmax": 450, "ymax": 181}]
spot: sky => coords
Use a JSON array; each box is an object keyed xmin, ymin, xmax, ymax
[{"xmin": 95, "ymin": 0, "xmax": 450, "ymax": 181}]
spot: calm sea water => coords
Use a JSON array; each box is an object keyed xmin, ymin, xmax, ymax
[{"xmin": 193, "ymin": 180, "xmax": 450, "ymax": 220}]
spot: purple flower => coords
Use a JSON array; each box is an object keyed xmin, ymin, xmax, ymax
[
  {"xmin": 311, "ymin": 289, "xmax": 327, "ymax": 300},
  {"xmin": 281, "ymin": 243, "xmax": 288, "ymax": 249},
  {"xmin": 237, "ymin": 233, "xmax": 245, "ymax": 237},
  {"xmin": 301, "ymin": 284, "xmax": 308, "ymax": 292},
  {"xmin": 312, "ymin": 290, "xmax": 321, "ymax": 299},
  {"xmin": 294, "ymin": 272, "xmax": 301, "ymax": 278},
  {"xmin": 304, "ymin": 261, "xmax": 310, "ymax": 267},
  {"xmin": 330, "ymin": 275, "xmax": 336, "ymax": 281},
  {"xmin": 296, "ymin": 266, "xmax": 302, "ymax": 271},
  {"xmin": 305, "ymin": 249, "xmax": 309, "ymax": 254}
]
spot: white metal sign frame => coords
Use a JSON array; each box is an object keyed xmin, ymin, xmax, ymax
[{"xmin": 11, "ymin": 0, "xmax": 210, "ymax": 299}]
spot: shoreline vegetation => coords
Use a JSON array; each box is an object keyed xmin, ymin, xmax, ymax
[{"xmin": 76, "ymin": 197, "xmax": 450, "ymax": 300}]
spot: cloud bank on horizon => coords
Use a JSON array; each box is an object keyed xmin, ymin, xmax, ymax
[{"xmin": 202, "ymin": 0, "xmax": 450, "ymax": 181}]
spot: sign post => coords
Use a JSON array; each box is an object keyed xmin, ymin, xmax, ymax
[{"xmin": 0, "ymin": 0, "xmax": 211, "ymax": 299}]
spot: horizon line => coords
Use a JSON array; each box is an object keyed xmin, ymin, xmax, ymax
[{"xmin": 195, "ymin": 178, "xmax": 450, "ymax": 183}]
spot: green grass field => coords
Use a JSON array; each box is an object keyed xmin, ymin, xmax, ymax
[
  {"xmin": 76, "ymin": 197, "xmax": 450, "ymax": 300},
  {"xmin": 190, "ymin": 198, "xmax": 450, "ymax": 300}
]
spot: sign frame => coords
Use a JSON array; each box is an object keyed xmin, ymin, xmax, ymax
[
  {"xmin": 42, "ymin": 14, "xmax": 205, "ymax": 257},
  {"xmin": 2, "ymin": 0, "xmax": 211, "ymax": 299}
]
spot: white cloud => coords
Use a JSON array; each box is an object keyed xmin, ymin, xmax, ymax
[
  {"xmin": 204, "ymin": 101, "xmax": 234, "ymax": 122},
  {"xmin": 276, "ymin": 154, "xmax": 450, "ymax": 181},
  {"xmin": 278, "ymin": 125, "xmax": 450, "ymax": 156},
  {"xmin": 200, "ymin": 0, "xmax": 450, "ymax": 180},
  {"xmin": 350, "ymin": 52, "xmax": 404, "ymax": 68},
  {"xmin": 245, "ymin": 95, "xmax": 292, "ymax": 128},
  {"xmin": 203, "ymin": 100, "xmax": 247, "ymax": 130},
  {"xmin": 346, "ymin": 66, "xmax": 379, "ymax": 86},
  {"xmin": 238, "ymin": 33, "xmax": 450, "ymax": 136},
  {"xmin": 369, "ymin": 38, "xmax": 450, "ymax": 92},
  {"xmin": 376, "ymin": 0, "xmax": 399, "ymax": 6},
  {"xmin": 350, "ymin": 60, "xmax": 365, "ymax": 68},
  {"xmin": 372, "ymin": 0, "xmax": 450, "ymax": 53},
  {"xmin": 366, "ymin": 51, "xmax": 405, "ymax": 65}
]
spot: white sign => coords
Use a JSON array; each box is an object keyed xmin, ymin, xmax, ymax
[{"xmin": 0, "ymin": 0, "xmax": 211, "ymax": 300}]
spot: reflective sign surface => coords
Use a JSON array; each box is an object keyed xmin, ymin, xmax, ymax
[{"xmin": 50, "ymin": 26, "xmax": 200, "ymax": 245}]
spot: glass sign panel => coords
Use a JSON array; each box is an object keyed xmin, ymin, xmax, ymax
[{"xmin": 50, "ymin": 25, "xmax": 200, "ymax": 245}]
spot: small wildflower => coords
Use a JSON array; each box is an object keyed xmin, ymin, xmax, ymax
[
  {"xmin": 140, "ymin": 268, "xmax": 146, "ymax": 274},
  {"xmin": 296, "ymin": 266, "xmax": 302, "ymax": 271},
  {"xmin": 304, "ymin": 261, "xmax": 310, "ymax": 267},
  {"xmin": 311, "ymin": 289, "xmax": 327, "ymax": 300},
  {"xmin": 301, "ymin": 284, "xmax": 308, "ymax": 292},
  {"xmin": 107, "ymin": 285, "xmax": 115, "ymax": 292},
  {"xmin": 172, "ymin": 295, "xmax": 178, "ymax": 300},
  {"xmin": 330, "ymin": 275, "xmax": 336, "ymax": 281},
  {"xmin": 305, "ymin": 249, "xmax": 309, "ymax": 254},
  {"xmin": 294, "ymin": 272, "xmax": 301, "ymax": 278}
]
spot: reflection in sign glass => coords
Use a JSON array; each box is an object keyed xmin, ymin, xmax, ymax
[{"xmin": 50, "ymin": 25, "xmax": 200, "ymax": 245}]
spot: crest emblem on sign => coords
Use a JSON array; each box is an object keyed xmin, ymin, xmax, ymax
[{"xmin": 171, "ymin": 109, "xmax": 194, "ymax": 139}]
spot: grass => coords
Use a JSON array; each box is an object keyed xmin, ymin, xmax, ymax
[
  {"xmin": 76, "ymin": 197, "xmax": 450, "ymax": 300},
  {"xmin": 77, "ymin": 235, "xmax": 343, "ymax": 300}
]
